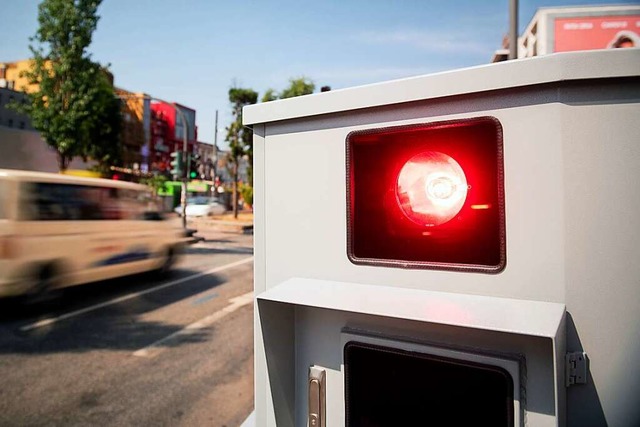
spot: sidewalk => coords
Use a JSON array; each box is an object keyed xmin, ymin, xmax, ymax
[{"xmin": 190, "ymin": 211, "xmax": 254, "ymax": 234}]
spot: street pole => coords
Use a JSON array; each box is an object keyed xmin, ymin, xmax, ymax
[
  {"xmin": 213, "ymin": 110, "xmax": 218, "ymax": 190},
  {"xmin": 509, "ymin": 0, "xmax": 519, "ymax": 60},
  {"xmin": 173, "ymin": 103, "xmax": 189, "ymax": 229}
]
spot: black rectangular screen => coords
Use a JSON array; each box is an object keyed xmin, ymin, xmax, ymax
[{"xmin": 344, "ymin": 341, "xmax": 514, "ymax": 427}]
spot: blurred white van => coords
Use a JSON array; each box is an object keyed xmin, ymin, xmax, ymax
[{"xmin": 0, "ymin": 169, "xmax": 186, "ymax": 299}]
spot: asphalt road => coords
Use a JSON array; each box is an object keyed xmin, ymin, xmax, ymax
[{"xmin": 0, "ymin": 230, "xmax": 254, "ymax": 427}]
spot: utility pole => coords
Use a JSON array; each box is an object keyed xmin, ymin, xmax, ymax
[
  {"xmin": 173, "ymin": 103, "xmax": 189, "ymax": 229},
  {"xmin": 509, "ymin": 0, "xmax": 519, "ymax": 60},
  {"xmin": 213, "ymin": 110, "xmax": 219, "ymax": 188}
]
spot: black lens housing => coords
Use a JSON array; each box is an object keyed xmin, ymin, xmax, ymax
[{"xmin": 346, "ymin": 117, "xmax": 506, "ymax": 273}]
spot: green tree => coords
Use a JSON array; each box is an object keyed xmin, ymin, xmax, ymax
[
  {"xmin": 225, "ymin": 87, "xmax": 257, "ymax": 218},
  {"xmin": 260, "ymin": 88, "xmax": 278, "ymax": 103},
  {"xmin": 11, "ymin": 0, "xmax": 121, "ymax": 172},
  {"xmin": 140, "ymin": 174, "xmax": 168, "ymax": 200},
  {"xmin": 262, "ymin": 77, "xmax": 316, "ymax": 103},
  {"xmin": 280, "ymin": 77, "xmax": 315, "ymax": 99},
  {"xmin": 83, "ymin": 67, "xmax": 123, "ymax": 174}
]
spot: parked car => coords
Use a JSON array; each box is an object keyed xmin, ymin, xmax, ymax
[{"xmin": 174, "ymin": 196, "xmax": 226, "ymax": 217}]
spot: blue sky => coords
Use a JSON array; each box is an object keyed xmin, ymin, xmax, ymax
[{"xmin": 0, "ymin": 0, "xmax": 631, "ymax": 147}]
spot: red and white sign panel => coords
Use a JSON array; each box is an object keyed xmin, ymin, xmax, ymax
[{"xmin": 554, "ymin": 15, "xmax": 640, "ymax": 52}]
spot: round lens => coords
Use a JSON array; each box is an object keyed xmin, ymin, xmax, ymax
[{"xmin": 396, "ymin": 151, "xmax": 468, "ymax": 226}]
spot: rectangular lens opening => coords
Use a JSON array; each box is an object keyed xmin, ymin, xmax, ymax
[{"xmin": 347, "ymin": 117, "xmax": 506, "ymax": 273}]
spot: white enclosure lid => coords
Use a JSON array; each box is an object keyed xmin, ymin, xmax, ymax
[
  {"xmin": 258, "ymin": 278, "xmax": 566, "ymax": 339},
  {"xmin": 244, "ymin": 49, "xmax": 639, "ymax": 126}
]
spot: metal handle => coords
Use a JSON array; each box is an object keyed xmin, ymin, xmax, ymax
[{"xmin": 308, "ymin": 366, "xmax": 326, "ymax": 427}]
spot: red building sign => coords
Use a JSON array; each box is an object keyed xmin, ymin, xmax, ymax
[
  {"xmin": 555, "ymin": 15, "xmax": 640, "ymax": 52},
  {"xmin": 150, "ymin": 102, "xmax": 199, "ymax": 174}
]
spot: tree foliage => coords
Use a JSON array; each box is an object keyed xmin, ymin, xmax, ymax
[
  {"xmin": 12, "ymin": 0, "xmax": 121, "ymax": 172},
  {"xmin": 83, "ymin": 69, "xmax": 122, "ymax": 173},
  {"xmin": 261, "ymin": 77, "xmax": 315, "ymax": 102},
  {"xmin": 280, "ymin": 77, "xmax": 315, "ymax": 99},
  {"xmin": 260, "ymin": 88, "xmax": 278, "ymax": 103},
  {"xmin": 225, "ymin": 87, "xmax": 258, "ymax": 218},
  {"xmin": 140, "ymin": 174, "xmax": 168, "ymax": 198}
]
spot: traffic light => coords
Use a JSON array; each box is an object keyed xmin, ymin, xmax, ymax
[
  {"xmin": 170, "ymin": 151, "xmax": 184, "ymax": 179},
  {"xmin": 189, "ymin": 154, "xmax": 201, "ymax": 180}
]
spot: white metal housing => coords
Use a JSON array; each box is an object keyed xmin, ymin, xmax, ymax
[{"xmin": 246, "ymin": 49, "xmax": 640, "ymax": 427}]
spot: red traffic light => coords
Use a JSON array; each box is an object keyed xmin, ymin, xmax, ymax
[{"xmin": 347, "ymin": 117, "xmax": 506, "ymax": 273}]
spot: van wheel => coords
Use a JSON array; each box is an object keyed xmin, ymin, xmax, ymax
[
  {"xmin": 157, "ymin": 247, "xmax": 176, "ymax": 275},
  {"xmin": 24, "ymin": 265, "xmax": 58, "ymax": 305}
]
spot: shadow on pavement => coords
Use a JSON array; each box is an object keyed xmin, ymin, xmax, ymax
[{"xmin": 0, "ymin": 267, "xmax": 241, "ymax": 355}]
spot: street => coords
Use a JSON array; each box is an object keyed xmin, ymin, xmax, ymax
[{"xmin": 0, "ymin": 229, "xmax": 254, "ymax": 427}]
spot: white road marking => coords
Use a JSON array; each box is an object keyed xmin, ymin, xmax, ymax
[
  {"xmin": 133, "ymin": 291, "xmax": 254, "ymax": 358},
  {"xmin": 20, "ymin": 257, "xmax": 254, "ymax": 332}
]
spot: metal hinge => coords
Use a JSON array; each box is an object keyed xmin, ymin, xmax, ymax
[{"xmin": 565, "ymin": 352, "xmax": 587, "ymax": 387}]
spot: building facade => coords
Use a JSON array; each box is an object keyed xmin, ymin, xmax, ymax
[
  {"xmin": 0, "ymin": 87, "xmax": 33, "ymax": 131},
  {"xmin": 150, "ymin": 108, "xmax": 172, "ymax": 174},
  {"xmin": 115, "ymin": 88, "xmax": 151, "ymax": 171},
  {"xmin": 150, "ymin": 101, "xmax": 199, "ymax": 175},
  {"xmin": 1, "ymin": 59, "xmax": 203, "ymax": 178},
  {"xmin": 492, "ymin": 4, "xmax": 640, "ymax": 62},
  {"xmin": 195, "ymin": 142, "xmax": 217, "ymax": 181},
  {"xmin": 0, "ymin": 60, "xmax": 33, "ymax": 92},
  {"xmin": 214, "ymin": 149, "xmax": 249, "ymax": 186},
  {"xmin": 0, "ymin": 126, "xmax": 94, "ymax": 172}
]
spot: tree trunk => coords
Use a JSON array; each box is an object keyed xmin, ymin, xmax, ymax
[
  {"xmin": 57, "ymin": 152, "xmax": 69, "ymax": 172},
  {"xmin": 232, "ymin": 157, "xmax": 239, "ymax": 219}
]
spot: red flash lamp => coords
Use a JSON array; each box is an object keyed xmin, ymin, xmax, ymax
[
  {"xmin": 347, "ymin": 117, "xmax": 506, "ymax": 273},
  {"xmin": 396, "ymin": 151, "xmax": 468, "ymax": 227}
]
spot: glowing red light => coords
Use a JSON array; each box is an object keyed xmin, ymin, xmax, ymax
[{"xmin": 396, "ymin": 151, "xmax": 468, "ymax": 227}]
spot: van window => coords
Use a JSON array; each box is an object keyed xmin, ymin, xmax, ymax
[
  {"xmin": 118, "ymin": 189, "xmax": 161, "ymax": 220},
  {"xmin": 22, "ymin": 183, "xmax": 122, "ymax": 221},
  {"xmin": 20, "ymin": 183, "xmax": 162, "ymax": 221}
]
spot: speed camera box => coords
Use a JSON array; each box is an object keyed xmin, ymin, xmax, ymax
[{"xmin": 244, "ymin": 49, "xmax": 640, "ymax": 427}]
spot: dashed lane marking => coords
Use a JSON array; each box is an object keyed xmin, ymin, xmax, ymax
[
  {"xmin": 20, "ymin": 257, "xmax": 254, "ymax": 332},
  {"xmin": 132, "ymin": 291, "xmax": 254, "ymax": 358}
]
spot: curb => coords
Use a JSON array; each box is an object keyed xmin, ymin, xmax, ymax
[
  {"xmin": 186, "ymin": 236, "xmax": 205, "ymax": 244},
  {"xmin": 189, "ymin": 220, "xmax": 254, "ymax": 235}
]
